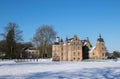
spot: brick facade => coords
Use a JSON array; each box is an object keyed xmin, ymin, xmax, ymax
[{"xmin": 52, "ymin": 35, "xmax": 106, "ymax": 61}]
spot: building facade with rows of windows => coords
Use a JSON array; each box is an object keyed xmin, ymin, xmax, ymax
[{"xmin": 52, "ymin": 35, "xmax": 106, "ymax": 61}]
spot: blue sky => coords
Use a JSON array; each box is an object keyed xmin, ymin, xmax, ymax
[{"xmin": 0, "ymin": 0, "xmax": 120, "ymax": 52}]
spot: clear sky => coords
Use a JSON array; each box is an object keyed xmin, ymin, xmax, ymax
[{"xmin": 0, "ymin": 0, "xmax": 120, "ymax": 52}]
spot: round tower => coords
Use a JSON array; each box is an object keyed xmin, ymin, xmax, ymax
[{"xmin": 96, "ymin": 34, "xmax": 106, "ymax": 59}]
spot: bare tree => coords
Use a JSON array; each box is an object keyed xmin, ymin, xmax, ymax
[
  {"xmin": 32, "ymin": 25, "xmax": 56, "ymax": 58},
  {"xmin": 0, "ymin": 23, "xmax": 23, "ymax": 58}
]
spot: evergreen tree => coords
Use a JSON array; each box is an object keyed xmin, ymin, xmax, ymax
[{"xmin": 0, "ymin": 23, "xmax": 23, "ymax": 58}]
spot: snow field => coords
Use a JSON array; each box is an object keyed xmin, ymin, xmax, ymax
[{"xmin": 0, "ymin": 59, "xmax": 120, "ymax": 79}]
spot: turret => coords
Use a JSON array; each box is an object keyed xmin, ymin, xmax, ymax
[
  {"xmin": 89, "ymin": 34, "xmax": 106, "ymax": 59},
  {"xmin": 55, "ymin": 37, "xmax": 60, "ymax": 43},
  {"xmin": 97, "ymin": 34, "xmax": 104, "ymax": 42}
]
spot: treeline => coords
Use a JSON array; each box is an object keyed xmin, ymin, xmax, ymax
[
  {"xmin": 107, "ymin": 51, "xmax": 120, "ymax": 59},
  {"xmin": 0, "ymin": 22, "xmax": 56, "ymax": 59}
]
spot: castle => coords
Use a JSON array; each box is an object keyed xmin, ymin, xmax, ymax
[{"xmin": 52, "ymin": 35, "xmax": 106, "ymax": 61}]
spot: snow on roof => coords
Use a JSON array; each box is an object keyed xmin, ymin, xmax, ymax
[
  {"xmin": 89, "ymin": 46, "xmax": 96, "ymax": 53},
  {"xmin": 84, "ymin": 41, "xmax": 87, "ymax": 46}
]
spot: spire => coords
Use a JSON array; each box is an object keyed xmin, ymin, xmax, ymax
[
  {"xmin": 66, "ymin": 36, "xmax": 68, "ymax": 41},
  {"xmin": 85, "ymin": 37, "xmax": 92, "ymax": 47},
  {"xmin": 99, "ymin": 34, "xmax": 101, "ymax": 38},
  {"xmin": 61, "ymin": 38, "xmax": 63, "ymax": 42},
  {"xmin": 86, "ymin": 37, "xmax": 89, "ymax": 41},
  {"xmin": 97, "ymin": 34, "xmax": 104, "ymax": 42},
  {"xmin": 74, "ymin": 35, "xmax": 78, "ymax": 40}
]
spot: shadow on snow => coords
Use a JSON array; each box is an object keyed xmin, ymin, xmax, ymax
[{"xmin": 0, "ymin": 67, "xmax": 120, "ymax": 79}]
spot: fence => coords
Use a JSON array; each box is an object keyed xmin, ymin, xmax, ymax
[{"xmin": 0, "ymin": 58, "xmax": 52, "ymax": 62}]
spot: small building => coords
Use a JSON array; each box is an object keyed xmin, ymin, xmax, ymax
[{"xmin": 22, "ymin": 47, "xmax": 39, "ymax": 58}]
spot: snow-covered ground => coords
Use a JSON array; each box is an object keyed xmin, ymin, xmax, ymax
[{"xmin": 0, "ymin": 59, "xmax": 120, "ymax": 79}]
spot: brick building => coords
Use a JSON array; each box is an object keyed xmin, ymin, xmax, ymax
[{"xmin": 52, "ymin": 35, "xmax": 106, "ymax": 61}]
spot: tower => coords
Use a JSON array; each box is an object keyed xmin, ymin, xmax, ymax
[
  {"xmin": 52, "ymin": 37, "xmax": 61, "ymax": 61},
  {"xmin": 89, "ymin": 34, "xmax": 106, "ymax": 59}
]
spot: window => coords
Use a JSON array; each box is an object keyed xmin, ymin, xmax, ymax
[
  {"xmin": 102, "ymin": 47, "xmax": 104, "ymax": 50},
  {"xmin": 102, "ymin": 53, "xmax": 104, "ymax": 56},
  {"xmin": 93, "ymin": 53, "xmax": 94, "ymax": 55},
  {"xmin": 61, "ymin": 47, "xmax": 63, "ymax": 51},
  {"xmin": 61, "ymin": 53, "xmax": 63, "ymax": 56},
  {"xmin": 74, "ymin": 42, "xmax": 75, "ymax": 45},
  {"xmin": 73, "ymin": 58, "xmax": 75, "ymax": 60},
  {"xmin": 73, "ymin": 46, "xmax": 75, "ymax": 51},
  {"xmin": 78, "ymin": 58, "xmax": 80, "ymax": 60},
  {"xmin": 73, "ymin": 52, "xmax": 75, "ymax": 56},
  {"xmin": 78, "ymin": 47, "xmax": 80, "ymax": 50},
  {"xmin": 78, "ymin": 52, "xmax": 80, "ymax": 56}
]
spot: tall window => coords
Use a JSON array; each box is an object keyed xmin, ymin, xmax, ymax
[
  {"xmin": 73, "ymin": 46, "xmax": 75, "ymax": 51},
  {"xmin": 73, "ymin": 52, "xmax": 75, "ymax": 56},
  {"xmin": 74, "ymin": 42, "xmax": 75, "ymax": 45},
  {"xmin": 61, "ymin": 47, "xmax": 63, "ymax": 51},
  {"xmin": 78, "ymin": 46, "xmax": 80, "ymax": 50},
  {"xmin": 102, "ymin": 47, "xmax": 104, "ymax": 50},
  {"xmin": 61, "ymin": 53, "xmax": 63, "ymax": 60},
  {"xmin": 102, "ymin": 53, "xmax": 104, "ymax": 56},
  {"xmin": 78, "ymin": 52, "xmax": 80, "ymax": 56}
]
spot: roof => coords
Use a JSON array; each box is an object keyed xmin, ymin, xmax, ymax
[
  {"xmin": 54, "ymin": 42, "xmax": 59, "ymax": 45},
  {"xmin": 23, "ymin": 47, "xmax": 37, "ymax": 51},
  {"xmin": 89, "ymin": 46, "xmax": 96, "ymax": 53},
  {"xmin": 29, "ymin": 47, "xmax": 37, "ymax": 50}
]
